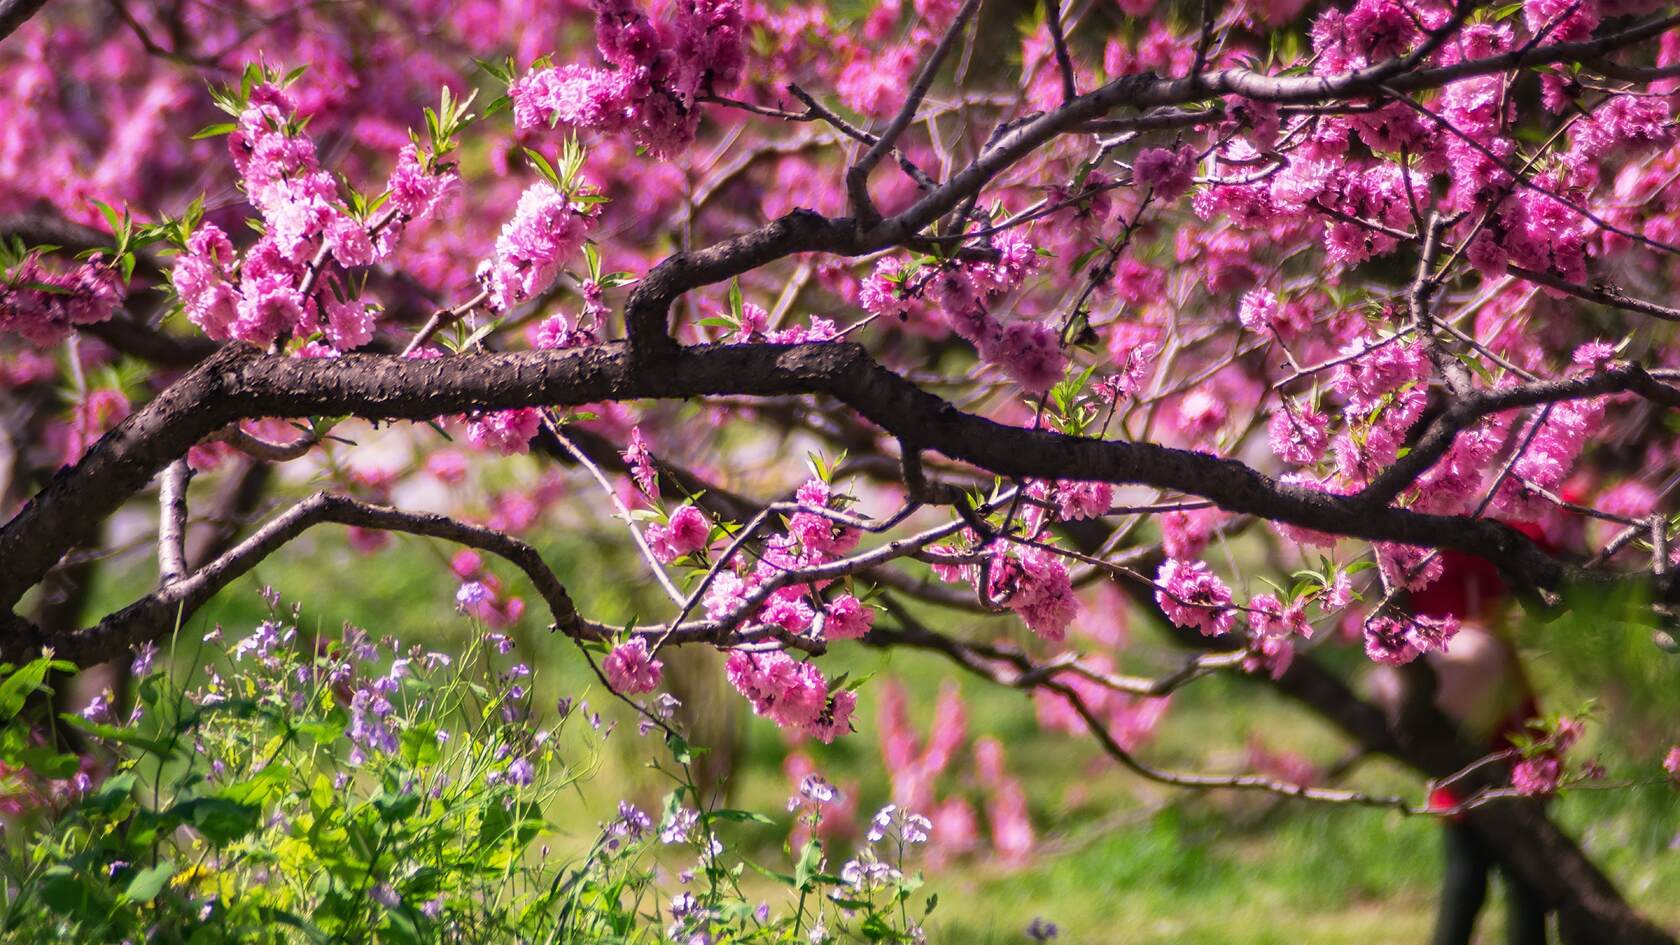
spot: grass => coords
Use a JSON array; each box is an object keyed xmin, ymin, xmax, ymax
[{"xmin": 75, "ymin": 520, "xmax": 1680, "ymax": 943}]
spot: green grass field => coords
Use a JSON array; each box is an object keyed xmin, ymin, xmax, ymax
[{"xmin": 77, "ymin": 523, "xmax": 1680, "ymax": 943}]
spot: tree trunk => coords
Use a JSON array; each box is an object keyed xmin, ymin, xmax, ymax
[{"xmin": 1276, "ymin": 657, "xmax": 1675, "ymax": 945}]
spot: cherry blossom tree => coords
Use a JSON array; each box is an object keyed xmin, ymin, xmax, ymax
[{"xmin": 4, "ymin": 0, "xmax": 1680, "ymax": 939}]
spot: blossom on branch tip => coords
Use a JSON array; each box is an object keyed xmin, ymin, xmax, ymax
[
  {"xmin": 647, "ymin": 504, "xmax": 710, "ymax": 563},
  {"xmin": 1511, "ymin": 754, "xmax": 1562, "ymax": 796},
  {"xmin": 478, "ymin": 180, "xmax": 597, "ymax": 312},
  {"xmin": 603, "ymin": 636, "xmax": 663, "ymax": 694}
]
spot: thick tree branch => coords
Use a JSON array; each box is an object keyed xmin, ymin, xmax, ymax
[
  {"xmin": 8, "ymin": 340, "xmax": 1679, "ymax": 621},
  {"xmin": 0, "ymin": 0, "xmax": 49, "ymax": 42}
]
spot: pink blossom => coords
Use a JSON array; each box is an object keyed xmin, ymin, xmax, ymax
[
  {"xmin": 385, "ymin": 144, "xmax": 457, "ymax": 222},
  {"xmin": 623, "ymin": 427, "xmax": 658, "ymax": 495},
  {"xmin": 1362, "ymin": 616, "xmax": 1420, "ymax": 665},
  {"xmin": 3, "ymin": 255, "xmax": 125, "ymax": 345},
  {"xmin": 1663, "ymin": 747, "xmax": 1680, "ymax": 784},
  {"xmin": 992, "ymin": 322, "xmax": 1066, "ymax": 393},
  {"xmin": 859, "ymin": 257, "xmax": 914, "ymax": 318},
  {"xmin": 1175, "ymin": 390, "xmax": 1227, "ymax": 443},
  {"xmin": 806, "ymin": 690, "xmax": 857, "ymax": 744},
  {"xmin": 702, "ymin": 571, "xmax": 751, "ymax": 621},
  {"xmin": 1524, "ymin": 0, "xmax": 1599, "ymax": 43},
  {"xmin": 531, "ymin": 313, "xmax": 598, "ymax": 350},
  {"xmin": 322, "ymin": 296, "xmax": 375, "ymax": 351},
  {"xmin": 1238, "ymin": 287, "xmax": 1281, "ymax": 332},
  {"xmin": 1161, "ymin": 507, "xmax": 1223, "ymax": 561},
  {"xmin": 1155, "ymin": 558, "xmax": 1236, "ymax": 636},
  {"xmin": 647, "ymin": 504, "xmax": 710, "ymax": 563},
  {"xmin": 1243, "ymin": 631, "xmax": 1295, "ymax": 679},
  {"xmin": 1267, "ymin": 405, "xmax": 1330, "ymax": 466},
  {"xmin": 325, "ymin": 214, "xmax": 378, "ymax": 268},
  {"xmin": 822, "ymin": 595, "xmax": 875, "ymax": 640},
  {"xmin": 478, "ymin": 181, "xmax": 596, "ymax": 311},
  {"xmin": 512, "ymin": 65, "xmax": 631, "ymax": 135},
  {"xmin": 1331, "ymin": 338, "xmax": 1429, "ymax": 410},
  {"xmin": 427, "ymin": 451, "xmax": 469, "ymax": 485},
  {"xmin": 466, "ymin": 408, "xmax": 542, "ymax": 455},
  {"xmin": 725, "ymin": 650, "xmax": 850, "ymax": 738},
  {"xmin": 837, "ymin": 44, "xmax": 920, "ymax": 118},
  {"xmin": 604, "ymin": 636, "xmax": 663, "ymax": 694},
  {"xmin": 974, "ymin": 737, "xmax": 1034, "ymax": 864},
  {"xmin": 1362, "ymin": 612, "xmax": 1459, "ymax": 665},
  {"xmin": 60, "ymin": 389, "xmax": 130, "ymax": 466},
  {"xmin": 987, "ymin": 547, "xmax": 1078, "ymax": 641},
  {"xmin": 1101, "ymin": 340, "xmax": 1159, "ymax": 402},
  {"xmin": 1051, "ymin": 480, "xmax": 1112, "ymax": 520},
  {"xmin": 1511, "ymin": 754, "xmax": 1562, "ymax": 796},
  {"xmin": 1132, "ymin": 145, "xmax": 1197, "ymax": 201}
]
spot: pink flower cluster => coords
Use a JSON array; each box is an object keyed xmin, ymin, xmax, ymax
[
  {"xmin": 1237, "ymin": 287, "xmax": 1281, "ymax": 333},
  {"xmin": 725, "ymin": 650, "xmax": 855, "ymax": 743},
  {"xmin": 646, "ymin": 503, "xmax": 710, "ymax": 563},
  {"xmin": 1361, "ymin": 611, "xmax": 1461, "ymax": 666},
  {"xmin": 1511, "ymin": 754, "xmax": 1562, "ymax": 796},
  {"xmin": 1494, "ymin": 398, "xmax": 1608, "ymax": 520},
  {"xmin": 861, "ymin": 243, "xmax": 1062, "ymax": 393},
  {"xmin": 1155, "ymin": 558, "xmax": 1236, "ymax": 636},
  {"xmin": 821, "ymin": 594, "xmax": 875, "ymax": 640},
  {"xmin": 172, "ymin": 85, "xmax": 455, "ymax": 348},
  {"xmin": 1243, "ymin": 592, "xmax": 1314, "ymax": 678},
  {"xmin": 478, "ymin": 181, "xmax": 598, "ymax": 311},
  {"xmin": 0, "ymin": 254, "xmax": 123, "ymax": 346},
  {"xmin": 986, "ymin": 546, "xmax": 1079, "ymax": 641},
  {"xmin": 465, "ymin": 407, "xmax": 543, "ymax": 455},
  {"xmin": 604, "ymin": 636, "xmax": 663, "ymax": 694},
  {"xmin": 623, "ymin": 426, "xmax": 658, "ymax": 495},
  {"xmin": 531, "ymin": 311, "xmax": 600, "ymax": 351},
  {"xmin": 1267, "ymin": 403, "xmax": 1330, "ymax": 466},
  {"xmin": 1049, "ymin": 480, "xmax": 1113, "ymax": 521},
  {"xmin": 1132, "ymin": 144, "xmax": 1197, "ymax": 201},
  {"xmin": 509, "ymin": 0, "xmax": 743, "ymax": 156},
  {"xmin": 700, "ymin": 478, "xmax": 873, "ymax": 639}
]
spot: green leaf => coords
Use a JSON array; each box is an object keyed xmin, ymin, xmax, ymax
[
  {"xmin": 0, "ymin": 656, "xmax": 72, "ymax": 718},
  {"xmin": 455, "ymin": 316, "xmax": 503, "ymax": 352},
  {"xmin": 39, "ymin": 866, "xmax": 107, "ymax": 918},
  {"xmin": 190, "ymin": 122, "xmax": 238, "ymax": 141},
  {"xmin": 665, "ymin": 731, "xmax": 693, "ymax": 765},
  {"xmin": 374, "ymin": 789, "xmax": 422, "ymax": 824},
  {"xmin": 15, "ymin": 744, "xmax": 79, "ymax": 779},
  {"xmin": 125, "ymin": 861, "xmax": 177, "ymax": 902},
  {"xmin": 175, "ymin": 796, "xmax": 262, "ymax": 845},
  {"xmin": 793, "ymin": 839, "xmax": 823, "ymax": 891},
  {"xmin": 702, "ymin": 808, "xmax": 774, "ymax": 826},
  {"xmin": 743, "ymin": 859, "xmax": 797, "ymax": 887},
  {"xmin": 64, "ymin": 709, "xmax": 179, "ymax": 753},
  {"xmin": 82, "ymin": 772, "xmax": 137, "ymax": 814},
  {"xmin": 523, "ymin": 148, "xmax": 561, "ymax": 187}
]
